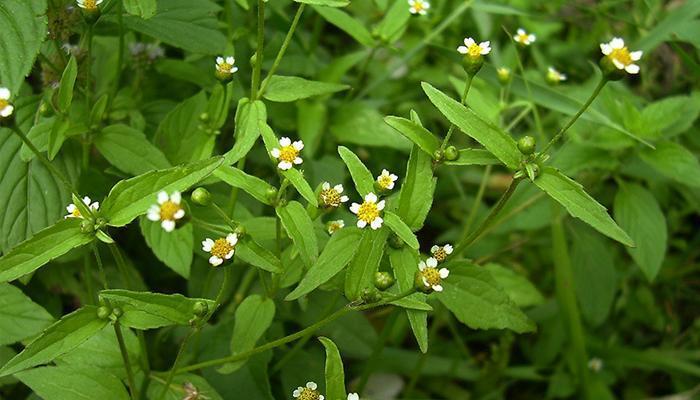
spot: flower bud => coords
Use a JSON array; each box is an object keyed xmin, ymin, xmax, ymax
[
  {"xmin": 192, "ymin": 301, "xmax": 209, "ymax": 317},
  {"xmin": 361, "ymin": 287, "xmax": 382, "ymax": 304},
  {"xmin": 199, "ymin": 112, "xmax": 210, "ymax": 122},
  {"xmin": 432, "ymin": 149, "xmax": 445, "ymax": 163},
  {"xmin": 497, "ymin": 67, "xmax": 512, "ymax": 85},
  {"xmin": 81, "ymin": 7, "xmax": 101, "ymax": 24},
  {"xmin": 191, "ymin": 187, "xmax": 212, "ymax": 206},
  {"xmin": 462, "ymin": 55, "xmax": 484, "ymax": 76},
  {"xmin": 265, "ymin": 187, "xmax": 278, "ymax": 203},
  {"xmin": 414, "ymin": 271, "xmax": 433, "ymax": 293},
  {"xmin": 517, "ymin": 136, "xmax": 536, "ymax": 155},
  {"xmin": 444, "ymin": 145, "xmax": 459, "ymax": 161},
  {"xmin": 97, "ymin": 306, "xmax": 111, "ymax": 320},
  {"xmin": 234, "ymin": 224, "xmax": 246, "ymax": 238},
  {"xmin": 599, "ymin": 57, "xmax": 624, "ymax": 81},
  {"xmin": 111, "ymin": 307, "xmax": 124, "ymax": 319},
  {"xmin": 374, "ymin": 272, "xmax": 395, "ymax": 291},
  {"xmin": 80, "ymin": 219, "xmax": 95, "ymax": 233}
]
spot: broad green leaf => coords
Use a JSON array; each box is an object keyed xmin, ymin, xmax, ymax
[
  {"xmin": 388, "ymin": 248, "xmax": 428, "ymax": 352},
  {"xmin": 297, "ymin": 101, "xmax": 327, "ymax": 156},
  {"xmin": 282, "ymin": 168, "xmax": 319, "ymax": 207},
  {"xmin": 338, "ymin": 146, "xmax": 374, "ymax": 196},
  {"xmin": 533, "ymin": 167, "xmax": 634, "ymax": 247},
  {"xmin": 331, "ymin": 102, "xmax": 411, "ymax": 150},
  {"xmin": 102, "ymin": 156, "xmax": 223, "ymax": 227},
  {"xmin": 286, "ymin": 227, "xmax": 362, "ymax": 300},
  {"xmin": 634, "ymin": 1, "xmax": 700, "ymax": 51},
  {"xmin": 344, "ymin": 228, "xmax": 389, "ymax": 301},
  {"xmin": 94, "ymin": 124, "xmax": 171, "ymax": 175},
  {"xmin": 236, "ymin": 238, "xmax": 282, "ymax": 273},
  {"xmin": 262, "ymin": 75, "xmax": 349, "ymax": 102},
  {"xmin": 140, "ymin": 217, "xmax": 193, "ymax": 278},
  {"xmin": 277, "ymin": 201, "xmax": 319, "ymax": 267},
  {"xmin": 384, "ymin": 116, "xmax": 440, "ymax": 155},
  {"xmin": 313, "ymin": 6, "xmax": 374, "ymax": 47},
  {"xmin": 56, "ymin": 326, "xmax": 140, "ymax": 379},
  {"xmin": 0, "ymin": 306, "xmax": 107, "ymax": 377},
  {"xmin": 384, "ymin": 211, "xmax": 419, "ymax": 249},
  {"xmin": 146, "ymin": 373, "xmax": 223, "ymax": 400},
  {"xmin": 47, "ymin": 117, "xmax": 70, "ymax": 160},
  {"xmin": 16, "ymin": 366, "xmax": 130, "ymax": 400},
  {"xmin": 124, "ymin": 0, "xmax": 157, "ymax": 18},
  {"xmin": 20, "ymin": 119, "xmax": 53, "ymax": 161},
  {"xmin": 155, "ymin": 59, "xmax": 217, "ymax": 88},
  {"xmin": 154, "ymin": 91, "xmax": 214, "ymax": 165},
  {"xmin": 484, "ymin": 263, "xmax": 544, "ymax": 308},
  {"xmin": 422, "ymin": 82, "xmax": 521, "ymax": 169},
  {"xmin": 0, "ymin": 0, "xmax": 48, "ymax": 94},
  {"xmin": 614, "ymin": 183, "xmax": 667, "ymax": 281},
  {"xmin": 375, "ymin": 0, "xmax": 410, "ymax": 42},
  {"xmin": 319, "ymin": 337, "xmax": 347, "ymax": 400},
  {"xmin": 570, "ymin": 228, "xmax": 616, "ymax": 326},
  {"xmin": 436, "ymin": 263, "xmax": 536, "ymax": 333},
  {"xmin": 219, "ymin": 295, "xmax": 275, "ymax": 374},
  {"xmin": 445, "ymin": 148, "xmax": 500, "ymax": 166},
  {"xmin": 0, "ymin": 283, "xmax": 54, "ymax": 346},
  {"xmin": 638, "ymin": 94, "xmax": 700, "ymax": 139},
  {"xmin": 98, "ymin": 289, "xmax": 216, "ymax": 330},
  {"xmin": 0, "ymin": 219, "xmax": 93, "ymax": 283},
  {"xmin": 396, "ymin": 146, "xmax": 436, "ymax": 231},
  {"xmin": 214, "ymin": 165, "xmax": 275, "ymax": 206},
  {"xmin": 639, "ymin": 141, "xmax": 700, "ymax": 188},
  {"xmin": 56, "ymin": 56, "xmax": 78, "ymax": 112},
  {"xmin": 295, "ymin": 0, "xmax": 348, "ymax": 6},
  {"xmin": 224, "ymin": 99, "xmax": 267, "ymax": 164}
]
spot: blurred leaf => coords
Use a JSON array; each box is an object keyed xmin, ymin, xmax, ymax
[
  {"xmin": 384, "ymin": 116, "xmax": 440, "ymax": 155},
  {"xmin": 214, "ymin": 165, "xmax": 276, "ymax": 206},
  {"xmin": 344, "ymin": 228, "xmax": 389, "ymax": 301},
  {"xmin": 319, "ymin": 337, "xmax": 347, "ymax": 400},
  {"xmin": 484, "ymin": 263, "xmax": 544, "ymax": 308},
  {"xmin": 95, "ymin": 124, "xmax": 171, "ymax": 175},
  {"xmin": 219, "ymin": 295, "xmax": 275, "ymax": 374},
  {"xmin": 296, "ymin": 0, "xmax": 349, "ymax": 7},
  {"xmin": 384, "ymin": 211, "xmax": 419, "ymax": 249},
  {"xmin": 262, "ymin": 76, "xmax": 349, "ymax": 102},
  {"xmin": 634, "ymin": 1, "xmax": 700, "ymax": 52},
  {"xmin": 16, "ymin": 366, "xmax": 130, "ymax": 400},
  {"xmin": 375, "ymin": 0, "xmax": 410, "ymax": 43},
  {"xmin": 639, "ymin": 141, "xmax": 700, "ymax": 187},
  {"xmin": 331, "ymin": 102, "xmax": 411, "ymax": 150},
  {"xmin": 570, "ymin": 228, "xmax": 616, "ymax": 326},
  {"xmin": 123, "ymin": 0, "xmax": 157, "ymax": 19},
  {"xmin": 277, "ymin": 201, "xmax": 319, "ymax": 268},
  {"xmin": 338, "ymin": 146, "xmax": 375, "ymax": 196},
  {"xmin": 0, "ymin": 0, "xmax": 48, "ymax": 94},
  {"xmin": 638, "ymin": 93, "xmax": 700, "ymax": 139},
  {"xmin": 297, "ymin": 101, "xmax": 327, "ymax": 156},
  {"xmin": 0, "ymin": 283, "xmax": 54, "ymax": 346},
  {"xmin": 154, "ymin": 91, "xmax": 213, "ymax": 165},
  {"xmin": 396, "ymin": 146, "xmax": 436, "ymax": 231},
  {"xmin": 139, "ymin": 217, "xmax": 193, "ymax": 278},
  {"xmin": 313, "ymin": 6, "xmax": 374, "ymax": 46},
  {"xmin": 147, "ymin": 373, "xmax": 223, "ymax": 400}
]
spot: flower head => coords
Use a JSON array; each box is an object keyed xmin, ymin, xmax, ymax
[
  {"xmin": 514, "ymin": 28, "xmax": 536, "ymax": 46},
  {"xmin": 270, "ymin": 137, "xmax": 304, "ymax": 170},
  {"xmin": 76, "ymin": 0, "xmax": 103, "ymax": 10},
  {"xmin": 600, "ymin": 37, "xmax": 642, "ymax": 74},
  {"xmin": 497, "ymin": 67, "xmax": 511, "ymax": 84},
  {"xmin": 430, "ymin": 244, "xmax": 453, "ymax": 263},
  {"xmin": 0, "ymin": 87, "xmax": 14, "ymax": 118},
  {"xmin": 65, "ymin": 196, "xmax": 99, "ymax": 219},
  {"xmin": 350, "ymin": 193, "xmax": 385, "ymax": 230},
  {"xmin": 320, "ymin": 182, "xmax": 349, "ymax": 208},
  {"xmin": 457, "ymin": 38, "xmax": 491, "ymax": 58},
  {"xmin": 418, "ymin": 257, "xmax": 449, "ymax": 292},
  {"xmin": 147, "ymin": 191, "xmax": 185, "ymax": 232},
  {"xmin": 588, "ymin": 357, "xmax": 603, "ymax": 372},
  {"xmin": 182, "ymin": 382, "xmax": 207, "ymax": 400},
  {"xmin": 215, "ymin": 56, "xmax": 238, "ymax": 75},
  {"xmin": 348, "ymin": 394, "xmax": 359, "ymax": 400},
  {"xmin": 327, "ymin": 219, "xmax": 345, "ymax": 235},
  {"xmin": 202, "ymin": 233, "xmax": 238, "ymax": 267},
  {"xmin": 292, "ymin": 382, "xmax": 324, "ymax": 400},
  {"xmin": 408, "ymin": 0, "xmax": 430, "ymax": 15},
  {"xmin": 546, "ymin": 67, "xmax": 567, "ymax": 84},
  {"xmin": 376, "ymin": 169, "xmax": 398, "ymax": 191}
]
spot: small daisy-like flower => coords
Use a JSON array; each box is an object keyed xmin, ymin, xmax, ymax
[
  {"xmin": 376, "ymin": 169, "xmax": 398, "ymax": 191},
  {"xmin": 513, "ymin": 28, "xmax": 536, "ymax": 46},
  {"xmin": 0, "ymin": 87, "xmax": 14, "ymax": 118},
  {"xmin": 215, "ymin": 56, "xmax": 238, "ymax": 75},
  {"xmin": 588, "ymin": 357, "xmax": 603, "ymax": 372},
  {"xmin": 147, "ymin": 191, "xmax": 185, "ymax": 232},
  {"xmin": 457, "ymin": 38, "xmax": 491, "ymax": 58},
  {"xmin": 348, "ymin": 394, "xmax": 359, "ymax": 400},
  {"xmin": 76, "ymin": 0, "xmax": 103, "ymax": 10},
  {"xmin": 600, "ymin": 37, "xmax": 642, "ymax": 74},
  {"xmin": 349, "ymin": 193, "xmax": 385, "ymax": 230},
  {"xmin": 418, "ymin": 257, "xmax": 449, "ymax": 292},
  {"xmin": 292, "ymin": 382, "xmax": 324, "ymax": 400},
  {"xmin": 65, "ymin": 196, "xmax": 99, "ymax": 219},
  {"xmin": 202, "ymin": 233, "xmax": 238, "ymax": 267},
  {"xmin": 270, "ymin": 137, "xmax": 304, "ymax": 170},
  {"xmin": 546, "ymin": 67, "xmax": 567, "ymax": 84},
  {"xmin": 320, "ymin": 182, "xmax": 349, "ymax": 208},
  {"xmin": 327, "ymin": 220, "xmax": 345, "ymax": 235},
  {"xmin": 430, "ymin": 244, "xmax": 453, "ymax": 263},
  {"xmin": 408, "ymin": 0, "xmax": 430, "ymax": 15}
]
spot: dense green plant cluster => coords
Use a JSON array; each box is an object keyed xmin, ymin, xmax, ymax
[{"xmin": 0, "ymin": 0, "xmax": 699, "ymax": 399}]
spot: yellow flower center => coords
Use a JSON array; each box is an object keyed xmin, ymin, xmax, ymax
[
  {"xmin": 378, "ymin": 175, "xmax": 393, "ymax": 189},
  {"xmin": 422, "ymin": 267, "xmax": 441, "ymax": 287},
  {"xmin": 413, "ymin": 1, "xmax": 425, "ymax": 11},
  {"xmin": 298, "ymin": 388, "xmax": 321, "ymax": 400},
  {"xmin": 71, "ymin": 208, "xmax": 82, "ymax": 218},
  {"xmin": 279, "ymin": 145, "xmax": 299, "ymax": 163},
  {"xmin": 517, "ymin": 33, "xmax": 529, "ymax": 43},
  {"xmin": 83, "ymin": 0, "xmax": 97, "ymax": 9},
  {"xmin": 321, "ymin": 188, "xmax": 341, "ymax": 207},
  {"xmin": 0, "ymin": 99, "xmax": 8, "ymax": 110},
  {"xmin": 328, "ymin": 222, "xmax": 342, "ymax": 233},
  {"xmin": 218, "ymin": 62, "xmax": 232, "ymax": 73},
  {"xmin": 211, "ymin": 238, "xmax": 233, "ymax": 259},
  {"xmin": 467, "ymin": 44, "xmax": 482, "ymax": 57},
  {"xmin": 609, "ymin": 47, "xmax": 632, "ymax": 66},
  {"xmin": 159, "ymin": 201, "xmax": 181, "ymax": 221},
  {"xmin": 357, "ymin": 201, "xmax": 379, "ymax": 223},
  {"xmin": 432, "ymin": 248, "xmax": 447, "ymax": 262}
]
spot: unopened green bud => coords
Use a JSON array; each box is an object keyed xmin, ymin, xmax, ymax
[
  {"xmin": 444, "ymin": 145, "xmax": 459, "ymax": 161},
  {"xmin": 497, "ymin": 67, "xmax": 512, "ymax": 85},
  {"xmin": 265, "ymin": 187, "xmax": 278, "ymax": 203},
  {"xmin": 234, "ymin": 224, "xmax": 246, "ymax": 238},
  {"xmin": 374, "ymin": 272, "xmax": 395, "ymax": 291},
  {"xmin": 361, "ymin": 287, "xmax": 382, "ymax": 304},
  {"xmin": 80, "ymin": 219, "xmax": 95, "ymax": 233},
  {"xmin": 97, "ymin": 306, "xmax": 111, "ymax": 319},
  {"xmin": 517, "ymin": 136, "xmax": 536, "ymax": 155},
  {"xmin": 462, "ymin": 55, "xmax": 484, "ymax": 76},
  {"xmin": 191, "ymin": 187, "xmax": 212, "ymax": 206},
  {"xmin": 199, "ymin": 112, "xmax": 210, "ymax": 122},
  {"xmin": 39, "ymin": 102, "xmax": 51, "ymax": 116},
  {"xmin": 111, "ymin": 307, "xmax": 124, "ymax": 318},
  {"xmin": 599, "ymin": 57, "xmax": 624, "ymax": 81},
  {"xmin": 192, "ymin": 301, "xmax": 209, "ymax": 317},
  {"xmin": 433, "ymin": 149, "xmax": 445, "ymax": 162}
]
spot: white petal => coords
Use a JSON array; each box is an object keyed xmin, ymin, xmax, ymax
[
  {"xmin": 147, "ymin": 206, "xmax": 161, "ymax": 221},
  {"xmin": 170, "ymin": 191, "xmax": 181, "ymax": 204},
  {"xmin": 517, "ymin": 28, "xmax": 525, "ymax": 35},
  {"xmin": 376, "ymin": 200, "xmax": 385, "ymax": 210},
  {"xmin": 95, "ymin": 0, "xmax": 103, "ymax": 4},
  {"xmin": 161, "ymin": 220, "xmax": 176, "ymax": 232},
  {"xmin": 426, "ymin": 257, "xmax": 438, "ymax": 268},
  {"xmin": 82, "ymin": 196, "xmax": 92, "ymax": 205},
  {"xmin": 293, "ymin": 389, "xmax": 301, "ymax": 398},
  {"xmin": 418, "ymin": 261, "xmax": 426, "ymax": 271},
  {"xmin": 67, "ymin": 204, "xmax": 77, "ymax": 213},
  {"xmin": 422, "ymin": 276, "xmax": 430, "ymax": 287},
  {"xmin": 528, "ymin": 34, "xmax": 536, "ymax": 43},
  {"xmin": 216, "ymin": 56, "xmax": 224, "ymax": 64},
  {"xmin": 625, "ymin": 64, "xmax": 640, "ymax": 74},
  {"xmin": 357, "ymin": 219, "xmax": 367, "ymax": 228},
  {"xmin": 90, "ymin": 202, "xmax": 99, "ymax": 211},
  {"xmin": 349, "ymin": 203, "xmax": 360, "ymax": 214},
  {"xmin": 278, "ymin": 161, "xmax": 292, "ymax": 170},
  {"xmin": 209, "ymin": 256, "xmax": 223, "ymax": 266},
  {"xmin": 174, "ymin": 209, "xmax": 185, "ymax": 219},
  {"xmin": 1, "ymin": 105, "xmax": 14, "ymax": 117},
  {"xmin": 227, "ymin": 233, "xmax": 238, "ymax": 246},
  {"xmin": 279, "ymin": 137, "xmax": 291, "ymax": 147},
  {"xmin": 334, "ymin": 184, "xmax": 344, "ymax": 193},
  {"xmin": 202, "ymin": 238, "xmax": 214, "ymax": 252},
  {"xmin": 225, "ymin": 250, "xmax": 234, "ymax": 259},
  {"xmin": 322, "ymin": 182, "xmax": 330, "ymax": 190},
  {"xmin": 432, "ymin": 284, "xmax": 443, "ymax": 292},
  {"xmin": 600, "ymin": 43, "xmax": 612, "ymax": 55},
  {"xmin": 307, "ymin": 382, "xmax": 317, "ymax": 390},
  {"xmin": 610, "ymin": 37, "xmax": 624, "ymax": 49},
  {"xmin": 348, "ymin": 394, "xmax": 360, "ymax": 400},
  {"xmin": 365, "ymin": 192, "xmax": 377, "ymax": 203},
  {"xmin": 157, "ymin": 191, "xmax": 169, "ymax": 204},
  {"xmin": 431, "ymin": 245, "xmax": 439, "ymax": 253},
  {"xmin": 226, "ymin": 56, "xmax": 235, "ymax": 65},
  {"xmin": 444, "ymin": 244, "xmax": 453, "ymax": 254},
  {"xmin": 319, "ymin": 396, "xmax": 324, "ymax": 400},
  {"xmin": 293, "ymin": 157, "xmax": 303, "ymax": 164},
  {"xmin": 612, "ymin": 58, "xmax": 625, "ymax": 69},
  {"xmin": 464, "ymin": 37, "xmax": 475, "ymax": 47},
  {"xmin": 386, "ymin": 181, "xmax": 395, "ymax": 190},
  {"xmin": 439, "ymin": 268, "xmax": 450, "ymax": 278},
  {"xmin": 630, "ymin": 50, "xmax": 643, "ymax": 61},
  {"xmin": 457, "ymin": 46, "xmax": 468, "ymax": 54},
  {"xmin": 370, "ymin": 217, "xmax": 383, "ymax": 229},
  {"xmin": 270, "ymin": 148, "xmax": 280, "ymax": 158},
  {"xmin": 340, "ymin": 195, "xmax": 349, "ymax": 203},
  {"xmin": 231, "ymin": 66, "xmax": 239, "ymax": 73},
  {"xmin": 0, "ymin": 88, "xmax": 10, "ymax": 100},
  {"xmin": 292, "ymin": 140, "xmax": 304, "ymax": 150}
]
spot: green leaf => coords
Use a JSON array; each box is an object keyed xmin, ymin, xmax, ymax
[
  {"xmin": 444, "ymin": 148, "xmax": 500, "ymax": 166},
  {"xmin": 94, "ymin": 124, "xmax": 171, "ymax": 175},
  {"xmin": 208, "ymin": 82, "xmax": 233, "ymax": 129},
  {"xmin": 224, "ymin": 99, "xmax": 267, "ymax": 165},
  {"xmin": 0, "ymin": 283, "xmax": 54, "ymax": 346},
  {"xmin": 214, "ymin": 165, "xmax": 276, "ymax": 206},
  {"xmin": 47, "ymin": 117, "xmax": 70, "ymax": 160},
  {"xmin": 123, "ymin": 0, "xmax": 157, "ymax": 19},
  {"xmin": 140, "ymin": 217, "xmax": 193, "ymax": 278},
  {"xmin": 0, "ymin": 219, "xmax": 94, "ymax": 283},
  {"xmin": 102, "ymin": 156, "xmax": 223, "ymax": 227},
  {"xmin": 262, "ymin": 75, "xmax": 349, "ymax": 102},
  {"xmin": 344, "ymin": 228, "xmax": 389, "ymax": 301},
  {"xmin": 614, "ymin": 183, "xmax": 667, "ymax": 281},
  {"xmin": 286, "ymin": 227, "xmax": 363, "ymax": 300},
  {"xmin": 98, "ymin": 289, "xmax": 215, "ymax": 330},
  {"xmin": 384, "ymin": 116, "xmax": 440, "ymax": 155},
  {"xmin": 19, "ymin": 119, "xmax": 53, "ymax": 161},
  {"xmin": 338, "ymin": 146, "xmax": 374, "ymax": 196},
  {"xmin": 383, "ymin": 211, "xmax": 419, "ymax": 249},
  {"xmin": 297, "ymin": 101, "xmax": 327, "ymax": 156},
  {"xmin": 312, "ymin": 6, "xmax": 374, "ymax": 47},
  {"xmin": 375, "ymin": 0, "xmax": 410, "ymax": 43},
  {"xmin": 396, "ymin": 146, "xmax": 436, "ymax": 231},
  {"xmin": 422, "ymin": 82, "xmax": 521, "ymax": 169},
  {"xmin": 236, "ymin": 237, "xmax": 282, "ymax": 273},
  {"xmin": 282, "ymin": 168, "xmax": 319, "ymax": 207},
  {"xmin": 533, "ymin": 167, "xmax": 634, "ymax": 247},
  {"xmin": 0, "ymin": 0, "xmax": 48, "ymax": 94},
  {"xmin": 56, "ymin": 56, "xmax": 78, "ymax": 112},
  {"xmin": 277, "ymin": 201, "xmax": 319, "ymax": 267},
  {"xmin": 295, "ymin": 0, "xmax": 348, "ymax": 6},
  {"xmin": 0, "ymin": 306, "xmax": 107, "ymax": 377},
  {"xmin": 389, "ymin": 248, "xmax": 428, "ymax": 352},
  {"xmin": 219, "ymin": 295, "xmax": 275, "ymax": 374},
  {"xmin": 634, "ymin": 1, "xmax": 700, "ymax": 52},
  {"xmin": 331, "ymin": 102, "xmax": 411, "ymax": 150},
  {"xmin": 570, "ymin": 228, "xmax": 616, "ymax": 326},
  {"xmin": 56, "ymin": 326, "xmax": 140, "ymax": 379},
  {"xmin": 639, "ymin": 141, "xmax": 700, "ymax": 188},
  {"xmin": 154, "ymin": 91, "xmax": 214, "ymax": 165},
  {"xmin": 146, "ymin": 374, "xmax": 223, "ymax": 400},
  {"xmin": 319, "ymin": 337, "xmax": 347, "ymax": 400},
  {"xmin": 484, "ymin": 263, "xmax": 544, "ymax": 308},
  {"xmin": 16, "ymin": 366, "xmax": 130, "ymax": 400},
  {"xmin": 436, "ymin": 263, "xmax": 536, "ymax": 333}
]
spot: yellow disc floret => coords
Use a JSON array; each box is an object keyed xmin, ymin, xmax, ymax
[
  {"xmin": 321, "ymin": 188, "xmax": 341, "ymax": 207},
  {"xmin": 421, "ymin": 267, "xmax": 441, "ymax": 287},
  {"xmin": 279, "ymin": 145, "xmax": 298, "ymax": 163},
  {"xmin": 297, "ymin": 388, "xmax": 321, "ymax": 400},
  {"xmin": 357, "ymin": 202, "xmax": 379, "ymax": 224},
  {"xmin": 211, "ymin": 238, "xmax": 234, "ymax": 259},
  {"xmin": 159, "ymin": 201, "xmax": 181, "ymax": 221}
]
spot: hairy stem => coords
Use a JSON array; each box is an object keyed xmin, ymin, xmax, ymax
[
  {"xmin": 250, "ymin": 0, "xmax": 266, "ymax": 99},
  {"xmin": 157, "ymin": 330, "xmax": 195, "ymax": 400},
  {"xmin": 115, "ymin": 321, "xmax": 138, "ymax": 399},
  {"xmin": 258, "ymin": 3, "xmax": 305, "ymax": 97},
  {"xmin": 440, "ymin": 73, "xmax": 473, "ymax": 150}
]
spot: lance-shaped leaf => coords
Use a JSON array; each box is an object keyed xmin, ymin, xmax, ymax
[
  {"xmin": 219, "ymin": 295, "xmax": 275, "ymax": 374},
  {"xmin": 384, "ymin": 116, "xmax": 441, "ymax": 155},
  {"xmin": 282, "ymin": 168, "xmax": 318, "ymax": 207},
  {"xmin": 533, "ymin": 167, "xmax": 634, "ymax": 247},
  {"xmin": 344, "ymin": 228, "xmax": 389, "ymax": 301},
  {"xmin": 384, "ymin": 211, "xmax": 419, "ymax": 249},
  {"xmin": 214, "ymin": 165, "xmax": 276, "ymax": 206},
  {"xmin": 277, "ymin": 201, "xmax": 319, "ymax": 267},
  {"xmin": 396, "ymin": 146, "xmax": 436, "ymax": 231},
  {"xmin": 338, "ymin": 146, "xmax": 374, "ymax": 196},
  {"xmin": 56, "ymin": 56, "xmax": 78, "ymax": 113},
  {"xmin": 16, "ymin": 365, "xmax": 130, "ymax": 400},
  {"xmin": 236, "ymin": 237, "xmax": 282, "ymax": 273},
  {"xmin": 262, "ymin": 75, "xmax": 349, "ymax": 102},
  {"xmin": 0, "ymin": 283, "xmax": 54, "ymax": 346},
  {"xmin": 313, "ymin": 6, "xmax": 374, "ymax": 47},
  {"xmin": 295, "ymin": 0, "xmax": 349, "ymax": 6},
  {"xmin": 94, "ymin": 124, "xmax": 171, "ymax": 176},
  {"xmin": 319, "ymin": 337, "xmax": 347, "ymax": 400},
  {"xmin": 389, "ymin": 248, "xmax": 428, "ymax": 353},
  {"xmin": 224, "ymin": 99, "xmax": 267, "ymax": 165},
  {"xmin": 444, "ymin": 149, "xmax": 500, "ymax": 166}
]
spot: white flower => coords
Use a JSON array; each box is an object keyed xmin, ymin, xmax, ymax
[
  {"xmin": 215, "ymin": 56, "xmax": 238, "ymax": 75},
  {"xmin": 292, "ymin": 381, "xmax": 324, "ymax": 400},
  {"xmin": 376, "ymin": 169, "xmax": 398, "ymax": 191},
  {"xmin": 0, "ymin": 87, "xmax": 14, "ymax": 118},
  {"xmin": 348, "ymin": 394, "xmax": 360, "ymax": 400},
  {"xmin": 65, "ymin": 196, "xmax": 99, "ymax": 219},
  {"xmin": 588, "ymin": 357, "xmax": 604, "ymax": 372},
  {"xmin": 408, "ymin": 0, "xmax": 430, "ymax": 15},
  {"xmin": 327, "ymin": 219, "xmax": 345, "ymax": 235},
  {"xmin": 514, "ymin": 28, "xmax": 536, "ymax": 46},
  {"xmin": 546, "ymin": 67, "xmax": 567, "ymax": 83},
  {"xmin": 430, "ymin": 244, "xmax": 453, "ymax": 262},
  {"xmin": 600, "ymin": 37, "xmax": 642, "ymax": 74},
  {"xmin": 76, "ymin": 0, "xmax": 103, "ymax": 10},
  {"xmin": 349, "ymin": 193, "xmax": 385, "ymax": 230},
  {"xmin": 457, "ymin": 37, "xmax": 491, "ymax": 57},
  {"xmin": 147, "ymin": 191, "xmax": 185, "ymax": 232},
  {"xmin": 270, "ymin": 137, "xmax": 304, "ymax": 170},
  {"xmin": 418, "ymin": 257, "xmax": 449, "ymax": 292},
  {"xmin": 202, "ymin": 233, "xmax": 238, "ymax": 267},
  {"xmin": 320, "ymin": 182, "xmax": 349, "ymax": 208}
]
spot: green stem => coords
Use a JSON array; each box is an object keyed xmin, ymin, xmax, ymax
[
  {"xmin": 114, "ymin": 0, "xmax": 124, "ymax": 98},
  {"xmin": 82, "ymin": 254, "xmax": 94, "ymax": 303},
  {"xmin": 109, "ymin": 243, "xmax": 134, "ymax": 289},
  {"xmin": 9, "ymin": 126, "xmax": 75, "ymax": 194},
  {"xmin": 211, "ymin": 203, "xmax": 239, "ymax": 231},
  {"xmin": 212, "ymin": 265, "xmax": 233, "ymax": 314},
  {"xmin": 511, "ymin": 42, "xmax": 544, "ymax": 141},
  {"xmin": 503, "ymin": 104, "xmax": 532, "ymax": 132},
  {"xmin": 250, "ymin": 0, "xmax": 266, "ymax": 99},
  {"xmin": 136, "ymin": 331, "xmax": 151, "ymax": 400},
  {"xmin": 92, "ymin": 243, "xmax": 108, "ymax": 290},
  {"xmin": 440, "ymin": 73, "xmax": 473, "ymax": 150},
  {"xmin": 540, "ymin": 78, "xmax": 608, "ymax": 154},
  {"xmin": 460, "ymin": 164, "xmax": 492, "ymax": 241},
  {"xmin": 115, "ymin": 322, "xmax": 138, "ymax": 399},
  {"xmin": 157, "ymin": 330, "xmax": 195, "ymax": 400}
]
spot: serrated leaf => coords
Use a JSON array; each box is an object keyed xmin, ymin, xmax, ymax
[
  {"xmin": 124, "ymin": 0, "xmax": 157, "ymax": 18},
  {"xmin": 16, "ymin": 365, "xmax": 130, "ymax": 400},
  {"xmin": 140, "ymin": 217, "xmax": 193, "ymax": 278},
  {"xmin": 313, "ymin": 6, "xmax": 374, "ymax": 46},
  {"xmin": 338, "ymin": 146, "xmax": 374, "ymax": 196},
  {"xmin": 384, "ymin": 116, "xmax": 440, "ymax": 155},
  {"xmin": 0, "ymin": 0, "xmax": 48, "ymax": 94},
  {"xmin": 154, "ymin": 91, "xmax": 214, "ymax": 165},
  {"xmin": 319, "ymin": 337, "xmax": 347, "ymax": 400},
  {"xmin": 383, "ymin": 211, "xmax": 419, "ymax": 249},
  {"xmin": 94, "ymin": 124, "xmax": 171, "ymax": 175},
  {"xmin": 219, "ymin": 295, "xmax": 275, "ymax": 374},
  {"xmin": 388, "ymin": 248, "xmax": 428, "ymax": 353},
  {"xmin": 277, "ymin": 201, "xmax": 318, "ymax": 267},
  {"xmin": 282, "ymin": 168, "xmax": 319, "ymax": 207},
  {"xmin": 214, "ymin": 165, "xmax": 276, "ymax": 206},
  {"xmin": 344, "ymin": 228, "xmax": 389, "ymax": 301},
  {"xmin": 396, "ymin": 146, "xmax": 436, "ymax": 231},
  {"xmin": 0, "ymin": 283, "xmax": 54, "ymax": 346},
  {"xmin": 262, "ymin": 75, "xmax": 349, "ymax": 102},
  {"xmin": 639, "ymin": 141, "xmax": 700, "ymax": 188},
  {"xmin": 444, "ymin": 148, "xmax": 500, "ymax": 166}
]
